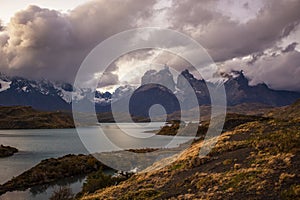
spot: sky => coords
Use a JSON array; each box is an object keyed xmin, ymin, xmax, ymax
[
  {"xmin": 0, "ymin": 0, "xmax": 300, "ymax": 92},
  {"xmin": 0, "ymin": 0, "xmax": 87, "ymax": 24}
]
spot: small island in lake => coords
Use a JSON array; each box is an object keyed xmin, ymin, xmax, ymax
[
  {"xmin": 0, "ymin": 154, "xmax": 108, "ymax": 195},
  {"xmin": 0, "ymin": 145, "xmax": 18, "ymax": 158}
]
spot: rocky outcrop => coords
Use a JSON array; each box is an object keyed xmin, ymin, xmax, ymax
[{"xmin": 0, "ymin": 145, "xmax": 18, "ymax": 157}]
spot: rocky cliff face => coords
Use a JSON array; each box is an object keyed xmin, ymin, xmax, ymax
[
  {"xmin": 177, "ymin": 69, "xmax": 300, "ymax": 107},
  {"xmin": 177, "ymin": 69, "xmax": 211, "ymax": 108},
  {"xmin": 223, "ymin": 71, "xmax": 300, "ymax": 106},
  {"xmin": 129, "ymin": 84, "xmax": 180, "ymax": 120}
]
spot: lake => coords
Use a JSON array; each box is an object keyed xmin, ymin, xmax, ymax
[{"xmin": 0, "ymin": 123, "xmax": 194, "ymax": 199}]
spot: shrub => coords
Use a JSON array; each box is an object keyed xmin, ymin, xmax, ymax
[
  {"xmin": 49, "ymin": 186, "xmax": 74, "ymax": 200},
  {"xmin": 81, "ymin": 169, "xmax": 130, "ymax": 195}
]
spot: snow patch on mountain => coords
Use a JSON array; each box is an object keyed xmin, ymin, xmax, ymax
[
  {"xmin": 0, "ymin": 80, "xmax": 11, "ymax": 92},
  {"xmin": 60, "ymin": 90, "xmax": 73, "ymax": 103},
  {"xmin": 22, "ymin": 86, "xmax": 28, "ymax": 92},
  {"xmin": 53, "ymin": 83, "xmax": 83, "ymax": 103}
]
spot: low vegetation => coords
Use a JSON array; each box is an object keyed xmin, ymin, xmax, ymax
[
  {"xmin": 50, "ymin": 186, "xmax": 75, "ymax": 200},
  {"xmin": 77, "ymin": 168, "xmax": 132, "ymax": 197},
  {"xmin": 0, "ymin": 106, "xmax": 74, "ymax": 129},
  {"xmin": 80, "ymin": 101, "xmax": 300, "ymax": 200},
  {"xmin": 1, "ymin": 101, "xmax": 299, "ymax": 199},
  {"xmin": 0, "ymin": 154, "xmax": 109, "ymax": 195},
  {"xmin": 156, "ymin": 113, "xmax": 267, "ymax": 136},
  {"xmin": 267, "ymin": 99, "xmax": 300, "ymax": 122}
]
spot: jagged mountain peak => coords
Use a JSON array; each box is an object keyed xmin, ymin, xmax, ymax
[
  {"xmin": 225, "ymin": 70, "xmax": 249, "ymax": 87},
  {"xmin": 180, "ymin": 69, "xmax": 195, "ymax": 79},
  {"xmin": 141, "ymin": 65, "xmax": 176, "ymax": 91},
  {"xmin": 1, "ymin": 69, "xmax": 300, "ymax": 112}
]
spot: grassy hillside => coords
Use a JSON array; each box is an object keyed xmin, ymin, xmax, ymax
[
  {"xmin": 267, "ymin": 99, "xmax": 300, "ymax": 122},
  {"xmin": 81, "ymin": 102, "xmax": 300, "ymax": 200},
  {"xmin": 0, "ymin": 102, "xmax": 277, "ymax": 129},
  {"xmin": 152, "ymin": 103, "xmax": 274, "ymax": 122},
  {"xmin": 0, "ymin": 106, "xmax": 74, "ymax": 129},
  {"xmin": 156, "ymin": 113, "xmax": 268, "ymax": 136}
]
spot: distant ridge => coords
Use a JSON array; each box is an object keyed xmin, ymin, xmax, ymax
[
  {"xmin": 1, "ymin": 69, "xmax": 300, "ymax": 116},
  {"xmin": 0, "ymin": 106, "xmax": 74, "ymax": 129}
]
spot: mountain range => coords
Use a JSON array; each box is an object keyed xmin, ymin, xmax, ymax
[{"xmin": 0, "ymin": 68, "xmax": 300, "ymax": 117}]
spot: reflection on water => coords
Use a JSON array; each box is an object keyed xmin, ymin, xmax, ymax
[
  {"xmin": 30, "ymin": 175, "xmax": 86, "ymax": 196},
  {"xmin": 1, "ymin": 175, "xmax": 86, "ymax": 200}
]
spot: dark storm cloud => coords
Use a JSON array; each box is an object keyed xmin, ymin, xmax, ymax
[
  {"xmin": 247, "ymin": 52, "xmax": 265, "ymax": 65},
  {"xmin": 0, "ymin": 0, "xmax": 299, "ymax": 92},
  {"xmin": 97, "ymin": 72, "xmax": 119, "ymax": 87},
  {"xmin": 282, "ymin": 42, "xmax": 298, "ymax": 53},
  {"xmin": 0, "ymin": 0, "xmax": 156, "ymax": 82},
  {"xmin": 169, "ymin": 0, "xmax": 300, "ymax": 62},
  {"xmin": 68, "ymin": 0, "xmax": 155, "ymax": 48},
  {"xmin": 281, "ymin": 21, "xmax": 299, "ymax": 38},
  {"xmin": 97, "ymin": 62, "xmax": 120, "ymax": 87},
  {"xmin": 0, "ymin": 5, "xmax": 77, "ymax": 80}
]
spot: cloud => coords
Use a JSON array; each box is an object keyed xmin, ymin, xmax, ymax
[
  {"xmin": 97, "ymin": 71, "xmax": 119, "ymax": 87},
  {"xmin": 0, "ymin": 6, "xmax": 77, "ymax": 79},
  {"xmin": 282, "ymin": 42, "xmax": 298, "ymax": 53},
  {"xmin": 0, "ymin": 0, "xmax": 156, "ymax": 82},
  {"xmin": 168, "ymin": 0, "xmax": 300, "ymax": 62},
  {"xmin": 249, "ymin": 50, "xmax": 300, "ymax": 91},
  {"xmin": 249, "ymin": 51, "xmax": 300, "ymax": 91},
  {"xmin": 0, "ymin": 20, "xmax": 3, "ymax": 31},
  {"xmin": 220, "ymin": 49, "xmax": 300, "ymax": 92},
  {"xmin": 0, "ymin": 0, "xmax": 299, "ymax": 93},
  {"xmin": 247, "ymin": 52, "xmax": 265, "ymax": 65},
  {"xmin": 107, "ymin": 49, "xmax": 194, "ymax": 86},
  {"xmin": 68, "ymin": 0, "xmax": 155, "ymax": 48}
]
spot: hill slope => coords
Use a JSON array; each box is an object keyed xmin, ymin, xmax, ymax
[
  {"xmin": 81, "ymin": 104, "xmax": 300, "ymax": 200},
  {"xmin": 267, "ymin": 99, "xmax": 300, "ymax": 122},
  {"xmin": 0, "ymin": 106, "xmax": 74, "ymax": 129}
]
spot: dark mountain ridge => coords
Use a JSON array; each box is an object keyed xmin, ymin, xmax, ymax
[{"xmin": 1, "ymin": 69, "xmax": 300, "ymax": 117}]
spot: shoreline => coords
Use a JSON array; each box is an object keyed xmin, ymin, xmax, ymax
[{"xmin": 0, "ymin": 147, "xmax": 160, "ymax": 196}]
